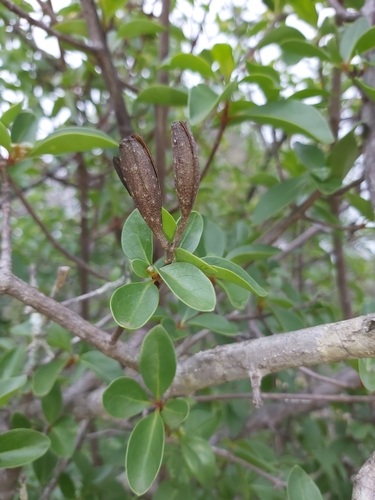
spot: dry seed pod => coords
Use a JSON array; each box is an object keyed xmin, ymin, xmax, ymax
[
  {"xmin": 113, "ymin": 135, "xmax": 169, "ymax": 248},
  {"xmin": 171, "ymin": 121, "xmax": 200, "ymax": 220}
]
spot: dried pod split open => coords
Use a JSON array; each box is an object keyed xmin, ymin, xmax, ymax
[
  {"xmin": 171, "ymin": 121, "xmax": 200, "ymax": 222},
  {"xmin": 113, "ymin": 135, "xmax": 169, "ymax": 249}
]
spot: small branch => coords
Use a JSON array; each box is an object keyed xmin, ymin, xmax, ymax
[
  {"xmin": 298, "ymin": 366, "xmax": 355, "ymax": 388},
  {"xmin": 273, "ymin": 224, "xmax": 326, "ymax": 261},
  {"xmin": 77, "ymin": 156, "xmax": 90, "ymax": 319},
  {"xmin": 0, "ymin": 164, "xmax": 12, "ymax": 272},
  {"xmin": 10, "ymin": 176, "xmax": 108, "ymax": 281},
  {"xmin": 40, "ymin": 420, "xmax": 89, "ymax": 500},
  {"xmin": 249, "ymin": 368, "xmax": 263, "ymax": 408},
  {"xmin": 327, "ymin": 0, "xmax": 362, "ymax": 22},
  {"xmin": 62, "ymin": 277, "xmax": 124, "ymax": 306},
  {"xmin": 196, "ymin": 392, "xmax": 375, "ymax": 404},
  {"xmin": 212, "ymin": 446, "xmax": 287, "ymax": 488},
  {"xmin": 0, "ymin": 0, "xmax": 96, "ymax": 53},
  {"xmin": 110, "ymin": 325, "xmax": 124, "ymax": 344}
]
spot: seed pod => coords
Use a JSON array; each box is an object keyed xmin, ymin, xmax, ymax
[
  {"xmin": 113, "ymin": 135, "xmax": 169, "ymax": 248},
  {"xmin": 171, "ymin": 121, "xmax": 200, "ymax": 220}
]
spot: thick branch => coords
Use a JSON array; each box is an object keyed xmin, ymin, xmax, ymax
[{"xmin": 352, "ymin": 451, "xmax": 375, "ymax": 500}]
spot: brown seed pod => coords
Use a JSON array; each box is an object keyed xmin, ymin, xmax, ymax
[
  {"xmin": 171, "ymin": 121, "xmax": 200, "ymax": 221},
  {"xmin": 113, "ymin": 134, "xmax": 169, "ymax": 249}
]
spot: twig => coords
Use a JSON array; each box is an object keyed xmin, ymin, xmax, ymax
[
  {"xmin": 9, "ymin": 176, "xmax": 108, "ymax": 281},
  {"xmin": 77, "ymin": 156, "xmax": 90, "ymax": 319},
  {"xmin": 0, "ymin": 0, "xmax": 95, "ymax": 53},
  {"xmin": 327, "ymin": 0, "xmax": 362, "ymax": 22},
  {"xmin": 298, "ymin": 366, "xmax": 355, "ymax": 388},
  {"xmin": 272, "ymin": 224, "xmax": 326, "ymax": 261},
  {"xmin": 40, "ymin": 420, "xmax": 89, "ymax": 500},
  {"xmin": 212, "ymin": 445, "xmax": 287, "ymax": 488},
  {"xmin": 0, "ymin": 164, "xmax": 12, "ymax": 272},
  {"xmin": 62, "ymin": 277, "xmax": 124, "ymax": 306},
  {"xmin": 195, "ymin": 392, "xmax": 375, "ymax": 403},
  {"xmin": 110, "ymin": 325, "xmax": 124, "ymax": 344}
]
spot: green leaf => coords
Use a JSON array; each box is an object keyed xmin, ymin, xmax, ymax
[
  {"xmin": 47, "ymin": 324, "xmax": 72, "ymax": 354},
  {"xmin": 346, "ymin": 193, "xmax": 374, "ymax": 221},
  {"xmin": 187, "ymin": 313, "xmax": 238, "ymax": 336},
  {"xmin": 0, "ymin": 375, "xmax": 27, "ymax": 407},
  {"xmin": 0, "ymin": 429, "xmax": 50, "ymax": 468},
  {"xmin": 327, "ymin": 128, "xmax": 359, "ymax": 180},
  {"xmin": 58, "ymin": 471, "xmax": 76, "ymax": 499},
  {"xmin": 111, "ymin": 281, "xmax": 159, "ymax": 330},
  {"xmin": 54, "ymin": 19, "xmax": 88, "ymax": 37},
  {"xmin": 183, "ymin": 408, "xmax": 221, "ymax": 439},
  {"xmin": 161, "ymin": 398, "xmax": 189, "ymax": 428},
  {"xmin": 270, "ymin": 304, "xmax": 305, "ymax": 332},
  {"xmin": 175, "ymin": 248, "xmax": 217, "ymax": 275},
  {"xmin": 101, "ymin": 0, "xmax": 128, "ymax": 20},
  {"xmin": 33, "ymin": 450, "xmax": 57, "ymax": 485},
  {"xmin": 80, "ymin": 350, "xmax": 123, "ymax": 383},
  {"xmin": 339, "ymin": 16, "xmax": 370, "ymax": 61},
  {"xmin": 243, "ymin": 100, "xmax": 334, "ymax": 144},
  {"xmin": 162, "ymin": 207, "xmax": 177, "ymax": 242},
  {"xmin": 225, "ymin": 244, "xmax": 281, "ymax": 264},
  {"xmin": 294, "ymin": 142, "xmax": 326, "ymax": 172},
  {"xmin": 158, "ymin": 262, "xmax": 216, "ymax": 312},
  {"xmin": 42, "ymin": 382, "xmax": 62, "ymax": 425},
  {"xmin": 102, "ymin": 376, "xmax": 151, "ymax": 418},
  {"xmin": 11, "ymin": 412, "xmax": 31, "ymax": 429},
  {"xmin": 0, "ymin": 346, "xmax": 27, "ymax": 378},
  {"xmin": 118, "ymin": 19, "xmax": 165, "ymax": 39},
  {"xmin": 188, "ymin": 82, "xmax": 237, "ymax": 125},
  {"xmin": 280, "ymin": 41, "xmax": 330, "ymax": 61},
  {"xmin": 11, "ymin": 111, "xmax": 37, "ymax": 143},
  {"xmin": 355, "ymin": 77, "xmax": 375, "ymax": 101},
  {"xmin": 0, "ymin": 120, "xmax": 12, "ymax": 152},
  {"xmin": 121, "ymin": 209, "xmax": 153, "ymax": 264},
  {"xmin": 253, "ymin": 176, "xmax": 308, "ymax": 225},
  {"xmin": 217, "ymin": 280, "xmax": 250, "ymax": 310},
  {"xmin": 32, "ymin": 359, "xmax": 66, "ymax": 397},
  {"xmin": 179, "ymin": 211, "xmax": 203, "ymax": 252},
  {"xmin": 126, "ymin": 411, "xmax": 165, "ymax": 496},
  {"xmin": 203, "ymin": 256, "xmax": 267, "ymax": 297},
  {"xmin": 49, "ymin": 416, "xmax": 77, "ymax": 458},
  {"xmin": 358, "ymin": 358, "xmax": 375, "ymax": 391},
  {"xmin": 211, "ymin": 43, "xmax": 235, "ymax": 81},
  {"xmin": 0, "ymin": 101, "xmax": 23, "ymax": 128},
  {"xmin": 180, "ymin": 435, "xmax": 216, "ymax": 485},
  {"xmin": 136, "ymin": 85, "xmax": 188, "ymax": 106},
  {"xmin": 241, "ymin": 74, "xmax": 281, "ymax": 101},
  {"xmin": 27, "ymin": 127, "xmax": 117, "ymax": 157},
  {"xmin": 166, "ymin": 53, "xmax": 215, "ymax": 78},
  {"xmin": 203, "ymin": 218, "xmax": 226, "ymax": 257},
  {"xmin": 131, "ymin": 259, "xmax": 150, "ymax": 278},
  {"xmin": 139, "ymin": 325, "xmax": 176, "ymax": 398},
  {"xmin": 287, "ymin": 465, "xmax": 323, "ymax": 500},
  {"xmin": 259, "ymin": 26, "xmax": 305, "ymax": 48},
  {"xmin": 355, "ymin": 26, "xmax": 375, "ymax": 55}
]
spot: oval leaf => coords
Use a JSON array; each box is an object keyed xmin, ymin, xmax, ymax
[
  {"xmin": 126, "ymin": 411, "xmax": 165, "ymax": 496},
  {"xmin": 339, "ymin": 16, "xmax": 370, "ymax": 62},
  {"xmin": 358, "ymin": 358, "xmax": 375, "ymax": 392},
  {"xmin": 161, "ymin": 398, "xmax": 189, "ymax": 428},
  {"xmin": 122, "ymin": 209, "xmax": 153, "ymax": 263},
  {"xmin": 179, "ymin": 211, "xmax": 203, "ymax": 253},
  {"xmin": 0, "ymin": 101, "xmax": 23, "ymax": 128},
  {"xmin": 118, "ymin": 19, "xmax": 165, "ymax": 39},
  {"xmin": 41, "ymin": 382, "xmax": 62, "ymax": 425},
  {"xmin": 131, "ymin": 259, "xmax": 150, "ymax": 278},
  {"xmin": 225, "ymin": 244, "xmax": 281, "ymax": 264},
  {"xmin": 211, "ymin": 43, "xmax": 235, "ymax": 81},
  {"xmin": 180, "ymin": 435, "xmax": 216, "ymax": 485},
  {"xmin": 168, "ymin": 53, "xmax": 214, "ymax": 78},
  {"xmin": 27, "ymin": 127, "xmax": 117, "ymax": 157},
  {"xmin": 175, "ymin": 248, "xmax": 217, "ymax": 275},
  {"xmin": 244, "ymin": 100, "xmax": 334, "ymax": 144},
  {"xmin": 287, "ymin": 465, "xmax": 323, "ymax": 500},
  {"xmin": 187, "ymin": 313, "xmax": 238, "ymax": 336},
  {"xmin": 203, "ymin": 217, "xmax": 226, "ymax": 257},
  {"xmin": 188, "ymin": 84, "xmax": 218, "ymax": 126},
  {"xmin": 0, "ymin": 429, "xmax": 50, "ymax": 468},
  {"xmin": 217, "ymin": 280, "xmax": 250, "ymax": 310},
  {"xmin": 80, "ymin": 350, "xmax": 123, "ymax": 383},
  {"xmin": 102, "ymin": 376, "xmax": 151, "ymax": 418},
  {"xmin": 49, "ymin": 416, "xmax": 77, "ymax": 458},
  {"xmin": 139, "ymin": 325, "xmax": 176, "ymax": 398},
  {"xmin": 158, "ymin": 262, "xmax": 216, "ymax": 312},
  {"xmin": 0, "ymin": 375, "xmax": 27, "ymax": 407},
  {"xmin": 32, "ymin": 359, "xmax": 66, "ymax": 397},
  {"xmin": 162, "ymin": 207, "xmax": 177, "ymax": 243},
  {"xmin": 253, "ymin": 176, "xmax": 309, "ymax": 225},
  {"xmin": 0, "ymin": 121, "xmax": 12, "ymax": 152},
  {"xmin": 136, "ymin": 85, "xmax": 188, "ymax": 106},
  {"xmin": 11, "ymin": 111, "xmax": 37, "ymax": 143},
  {"xmin": 203, "ymin": 256, "xmax": 267, "ymax": 297},
  {"xmin": 110, "ymin": 281, "xmax": 159, "ymax": 330}
]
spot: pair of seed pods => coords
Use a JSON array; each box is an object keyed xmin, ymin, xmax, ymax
[{"xmin": 113, "ymin": 121, "xmax": 200, "ymax": 252}]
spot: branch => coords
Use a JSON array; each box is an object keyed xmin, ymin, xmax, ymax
[
  {"xmin": 352, "ymin": 451, "xmax": 375, "ymax": 500},
  {"xmin": 168, "ymin": 314, "xmax": 375, "ymax": 396},
  {"xmin": 0, "ymin": 273, "xmax": 138, "ymax": 370},
  {"xmin": 9, "ymin": 176, "xmax": 108, "ymax": 281},
  {"xmin": 62, "ymin": 277, "xmax": 124, "ymax": 306},
  {"xmin": 0, "ymin": 0, "xmax": 96, "ymax": 54},
  {"xmin": 327, "ymin": 0, "xmax": 362, "ymax": 22},
  {"xmin": 80, "ymin": 0, "xmax": 132, "ymax": 138},
  {"xmin": 0, "ymin": 165, "xmax": 11, "ymax": 272}
]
